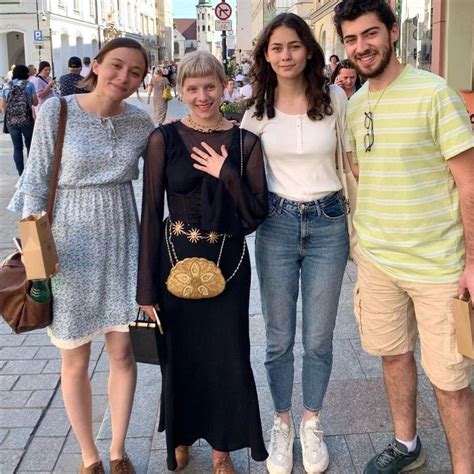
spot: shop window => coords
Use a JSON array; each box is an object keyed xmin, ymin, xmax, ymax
[{"xmin": 397, "ymin": 0, "xmax": 433, "ymax": 71}]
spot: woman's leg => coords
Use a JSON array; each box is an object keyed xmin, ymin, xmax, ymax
[
  {"xmin": 61, "ymin": 343, "xmax": 99, "ymax": 467},
  {"xmin": 300, "ymin": 201, "xmax": 348, "ymax": 413},
  {"xmin": 104, "ymin": 331, "xmax": 137, "ymax": 460},
  {"xmin": 256, "ymin": 209, "xmax": 301, "ymax": 413}
]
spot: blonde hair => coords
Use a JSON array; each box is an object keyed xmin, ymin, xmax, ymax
[{"xmin": 176, "ymin": 51, "xmax": 226, "ymax": 95}]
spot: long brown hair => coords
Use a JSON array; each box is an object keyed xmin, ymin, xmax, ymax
[
  {"xmin": 248, "ymin": 13, "xmax": 332, "ymax": 121},
  {"xmin": 80, "ymin": 37, "xmax": 148, "ymax": 90}
]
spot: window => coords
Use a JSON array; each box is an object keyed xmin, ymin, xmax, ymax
[
  {"xmin": 208, "ymin": 25, "xmax": 210, "ymax": 31},
  {"xmin": 202, "ymin": 25, "xmax": 205, "ymax": 32},
  {"xmin": 73, "ymin": 0, "xmax": 79, "ymax": 11},
  {"xmin": 398, "ymin": 0, "xmax": 433, "ymax": 71},
  {"xmin": 89, "ymin": 0, "xmax": 95, "ymax": 16}
]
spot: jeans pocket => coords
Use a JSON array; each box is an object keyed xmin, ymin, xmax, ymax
[
  {"xmin": 321, "ymin": 197, "xmax": 346, "ymax": 220},
  {"xmin": 267, "ymin": 199, "xmax": 279, "ymax": 218}
]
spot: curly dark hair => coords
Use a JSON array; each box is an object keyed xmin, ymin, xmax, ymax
[
  {"xmin": 248, "ymin": 13, "xmax": 332, "ymax": 121},
  {"xmin": 333, "ymin": 0, "xmax": 397, "ymax": 42}
]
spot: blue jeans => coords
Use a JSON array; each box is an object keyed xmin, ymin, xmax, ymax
[
  {"xmin": 256, "ymin": 191, "xmax": 349, "ymax": 412},
  {"xmin": 8, "ymin": 123, "xmax": 34, "ymax": 175}
]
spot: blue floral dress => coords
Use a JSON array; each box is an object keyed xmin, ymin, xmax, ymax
[{"xmin": 9, "ymin": 95, "xmax": 154, "ymax": 348}]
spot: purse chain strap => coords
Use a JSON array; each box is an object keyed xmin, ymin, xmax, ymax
[{"xmin": 165, "ymin": 128, "xmax": 247, "ymax": 283}]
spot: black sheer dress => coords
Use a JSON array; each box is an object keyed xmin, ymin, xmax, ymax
[{"xmin": 137, "ymin": 122, "xmax": 268, "ymax": 470}]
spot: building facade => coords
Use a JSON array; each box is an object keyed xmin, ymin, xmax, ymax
[
  {"xmin": 309, "ymin": 0, "xmax": 473, "ymax": 94},
  {"xmin": 0, "ymin": 0, "xmax": 164, "ymax": 77},
  {"xmin": 236, "ymin": 0, "xmax": 252, "ymax": 61},
  {"xmin": 196, "ymin": 0, "xmax": 216, "ymax": 56},
  {"xmin": 173, "ymin": 18, "xmax": 197, "ymax": 62}
]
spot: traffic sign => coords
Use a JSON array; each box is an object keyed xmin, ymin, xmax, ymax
[
  {"xmin": 33, "ymin": 30, "xmax": 43, "ymax": 41},
  {"xmin": 215, "ymin": 2, "xmax": 232, "ymax": 20},
  {"xmin": 215, "ymin": 20, "xmax": 232, "ymax": 31}
]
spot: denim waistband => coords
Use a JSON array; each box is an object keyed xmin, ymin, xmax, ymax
[{"xmin": 269, "ymin": 191, "xmax": 343, "ymax": 213}]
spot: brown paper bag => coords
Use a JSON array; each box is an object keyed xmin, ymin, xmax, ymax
[
  {"xmin": 452, "ymin": 296, "xmax": 474, "ymax": 358},
  {"xmin": 18, "ymin": 212, "xmax": 59, "ymax": 280}
]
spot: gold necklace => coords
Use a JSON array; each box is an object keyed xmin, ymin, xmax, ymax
[
  {"xmin": 367, "ymin": 84, "xmax": 388, "ymax": 117},
  {"xmin": 186, "ymin": 114, "xmax": 224, "ymax": 133}
]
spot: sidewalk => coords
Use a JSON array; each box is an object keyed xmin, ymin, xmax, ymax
[{"xmin": 0, "ymin": 95, "xmax": 452, "ymax": 473}]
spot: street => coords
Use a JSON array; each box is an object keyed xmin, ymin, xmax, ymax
[{"xmin": 0, "ymin": 93, "xmax": 453, "ymax": 473}]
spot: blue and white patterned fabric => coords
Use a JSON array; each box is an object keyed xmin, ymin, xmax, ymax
[{"xmin": 9, "ymin": 95, "xmax": 154, "ymax": 348}]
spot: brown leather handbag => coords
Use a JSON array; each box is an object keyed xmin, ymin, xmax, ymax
[{"xmin": 0, "ymin": 98, "xmax": 67, "ymax": 333}]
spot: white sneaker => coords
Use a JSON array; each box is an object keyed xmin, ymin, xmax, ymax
[
  {"xmin": 266, "ymin": 413, "xmax": 295, "ymax": 474},
  {"xmin": 300, "ymin": 414, "xmax": 329, "ymax": 473}
]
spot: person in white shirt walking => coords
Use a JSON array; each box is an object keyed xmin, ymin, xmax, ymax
[{"xmin": 241, "ymin": 12, "xmax": 353, "ymax": 474}]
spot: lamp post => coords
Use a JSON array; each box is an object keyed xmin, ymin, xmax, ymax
[
  {"xmin": 35, "ymin": 0, "xmax": 42, "ymax": 61},
  {"xmin": 94, "ymin": 0, "xmax": 102, "ymax": 48}
]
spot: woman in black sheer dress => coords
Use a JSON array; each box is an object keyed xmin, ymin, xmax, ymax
[{"xmin": 137, "ymin": 51, "xmax": 268, "ymax": 473}]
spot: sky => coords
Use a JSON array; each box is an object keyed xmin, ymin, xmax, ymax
[{"xmin": 172, "ymin": 0, "xmax": 237, "ymax": 22}]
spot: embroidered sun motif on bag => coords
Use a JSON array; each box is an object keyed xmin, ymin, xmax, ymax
[
  {"xmin": 171, "ymin": 220, "xmax": 185, "ymax": 236},
  {"xmin": 187, "ymin": 228, "xmax": 201, "ymax": 243},
  {"xmin": 206, "ymin": 231, "xmax": 219, "ymax": 244}
]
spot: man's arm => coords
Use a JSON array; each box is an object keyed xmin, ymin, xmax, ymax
[{"xmin": 448, "ymin": 146, "xmax": 474, "ymax": 299}]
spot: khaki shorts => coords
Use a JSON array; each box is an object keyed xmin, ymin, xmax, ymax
[{"xmin": 353, "ymin": 248, "xmax": 473, "ymax": 391}]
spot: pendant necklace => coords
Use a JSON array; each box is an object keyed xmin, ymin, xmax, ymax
[{"xmin": 186, "ymin": 114, "xmax": 224, "ymax": 133}]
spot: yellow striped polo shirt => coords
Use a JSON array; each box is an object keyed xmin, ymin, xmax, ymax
[{"xmin": 347, "ymin": 65, "xmax": 474, "ymax": 283}]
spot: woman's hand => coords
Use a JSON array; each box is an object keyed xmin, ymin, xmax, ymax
[
  {"xmin": 191, "ymin": 142, "xmax": 228, "ymax": 179},
  {"xmin": 139, "ymin": 304, "xmax": 160, "ymax": 321}
]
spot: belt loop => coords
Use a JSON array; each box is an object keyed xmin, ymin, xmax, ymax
[
  {"xmin": 316, "ymin": 200, "xmax": 321, "ymax": 217},
  {"xmin": 277, "ymin": 196, "xmax": 284, "ymax": 213}
]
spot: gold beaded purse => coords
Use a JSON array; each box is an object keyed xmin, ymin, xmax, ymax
[{"xmin": 165, "ymin": 129, "xmax": 245, "ymax": 300}]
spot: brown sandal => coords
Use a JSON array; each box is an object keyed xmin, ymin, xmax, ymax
[
  {"xmin": 175, "ymin": 445, "xmax": 190, "ymax": 471},
  {"xmin": 109, "ymin": 454, "xmax": 135, "ymax": 474},
  {"xmin": 78, "ymin": 460, "xmax": 105, "ymax": 474},
  {"xmin": 212, "ymin": 455, "xmax": 235, "ymax": 474}
]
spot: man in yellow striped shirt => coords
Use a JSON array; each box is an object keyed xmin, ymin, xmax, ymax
[{"xmin": 334, "ymin": 1, "xmax": 473, "ymax": 473}]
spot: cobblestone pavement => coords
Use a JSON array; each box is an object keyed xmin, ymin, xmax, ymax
[{"xmin": 0, "ymin": 93, "xmax": 453, "ymax": 473}]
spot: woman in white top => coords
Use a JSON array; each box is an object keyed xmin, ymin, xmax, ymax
[
  {"xmin": 241, "ymin": 13, "xmax": 351, "ymax": 474},
  {"xmin": 223, "ymin": 79, "xmax": 240, "ymax": 102},
  {"xmin": 29, "ymin": 61, "xmax": 57, "ymax": 111}
]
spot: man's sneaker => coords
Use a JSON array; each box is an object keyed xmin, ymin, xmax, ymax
[
  {"xmin": 266, "ymin": 414, "xmax": 295, "ymax": 474},
  {"xmin": 299, "ymin": 414, "xmax": 329, "ymax": 473},
  {"xmin": 364, "ymin": 437, "xmax": 425, "ymax": 473}
]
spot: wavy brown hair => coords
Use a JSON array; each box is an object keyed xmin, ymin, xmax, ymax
[{"xmin": 248, "ymin": 13, "xmax": 332, "ymax": 121}]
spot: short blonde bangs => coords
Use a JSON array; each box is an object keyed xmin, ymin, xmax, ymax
[{"xmin": 176, "ymin": 51, "xmax": 226, "ymax": 94}]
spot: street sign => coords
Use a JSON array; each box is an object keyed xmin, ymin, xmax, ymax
[
  {"xmin": 33, "ymin": 30, "xmax": 43, "ymax": 41},
  {"xmin": 215, "ymin": 20, "xmax": 232, "ymax": 31},
  {"xmin": 215, "ymin": 2, "xmax": 232, "ymax": 20}
]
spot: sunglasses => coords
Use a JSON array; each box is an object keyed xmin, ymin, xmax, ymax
[
  {"xmin": 337, "ymin": 59, "xmax": 354, "ymax": 68},
  {"xmin": 364, "ymin": 112, "xmax": 374, "ymax": 152},
  {"xmin": 335, "ymin": 0, "xmax": 379, "ymax": 14}
]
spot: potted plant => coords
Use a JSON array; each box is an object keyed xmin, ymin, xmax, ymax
[{"xmin": 220, "ymin": 101, "xmax": 246, "ymax": 122}]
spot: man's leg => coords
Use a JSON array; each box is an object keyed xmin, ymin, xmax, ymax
[
  {"xmin": 409, "ymin": 281, "xmax": 473, "ymax": 473},
  {"xmin": 434, "ymin": 386, "xmax": 473, "ymax": 472},
  {"xmin": 382, "ymin": 351, "xmax": 417, "ymax": 441}
]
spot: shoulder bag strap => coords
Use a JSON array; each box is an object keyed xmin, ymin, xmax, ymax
[{"xmin": 45, "ymin": 98, "xmax": 67, "ymax": 224}]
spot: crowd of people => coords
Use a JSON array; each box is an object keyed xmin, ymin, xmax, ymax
[{"xmin": 2, "ymin": 1, "xmax": 473, "ymax": 473}]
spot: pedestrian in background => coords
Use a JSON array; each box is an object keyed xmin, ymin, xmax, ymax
[
  {"xmin": 29, "ymin": 61, "xmax": 56, "ymax": 111},
  {"xmin": 223, "ymin": 78, "xmax": 240, "ymax": 103},
  {"xmin": 59, "ymin": 56, "xmax": 88, "ymax": 96},
  {"xmin": 81, "ymin": 56, "xmax": 91, "ymax": 77},
  {"xmin": 137, "ymin": 50, "xmax": 268, "ymax": 474},
  {"xmin": 9, "ymin": 38, "xmax": 154, "ymax": 474},
  {"xmin": 330, "ymin": 59, "xmax": 361, "ymax": 99},
  {"xmin": 334, "ymin": 1, "xmax": 473, "ymax": 472},
  {"xmin": 242, "ymin": 12, "xmax": 351, "ymax": 474},
  {"xmin": 27, "ymin": 64, "xmax": 37, "ymax": 80},
  {"xmin": 1, "ymin": 65, "xmax": 38, "ymax": 175},
  {"xmin": 147, "ymin": 66, "xmax": 170, "ymax": 125},
  {"xmin": 323, "ymin": 54, "xmax": 339, "ymax": 80}
]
